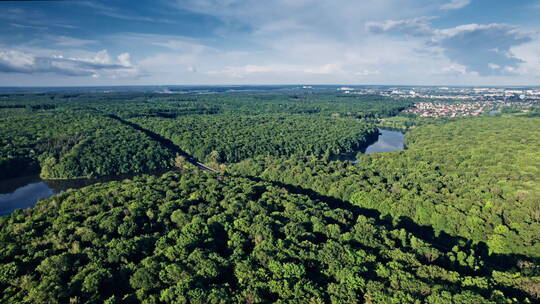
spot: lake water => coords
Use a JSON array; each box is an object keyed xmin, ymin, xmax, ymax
[
  {"xmin": 365, "ymin": 129, "xmax": 405, "ymax": 154},
  {"xmin": 0, "ymin": 170, "xmax": 170, "ymax": 216},
  {"xmin": 0, "ymin": 176, "xmax": 57, "ymax": 216},
  {"xmin": 335, "ymin": 128, "xmax": 405, "ymax": 162},
  {"xmin": 1, "ymin": 130, "xmax": 405, "ymax": 216}
]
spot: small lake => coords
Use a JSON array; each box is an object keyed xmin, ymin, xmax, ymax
[
  {"xmin": 335, "ymin": 128, "xmax": 405, "ymax": 162},
  {"xmin": 0, "ymin": 176, "xmax": 57, "ymax": 216},
  {"xmin": 0, "ymin": 170, "xmax": 170, "ymax": 216},
  {"xmin": 365, "ymin": 129, "xmax": 405, "ymax": 154},
  {"xmin": 1, "ymin": 130, "xmax": 405, "ymax": 216}
]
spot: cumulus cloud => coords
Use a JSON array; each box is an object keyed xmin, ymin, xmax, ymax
[
  {"xmin": 173, "ymin": 0, "xmax": 439, "ymax": 39},
  {"xmin": 508, "ymin": 39, "xmax": 540, "ymax": 77},
  {"xmin": 4, "ymin": 0, "xmax": 534, "ymax": 85},
  {"xmin": 367, "ymin": 18, "xmax": 532, "ymax": 76},
  {"xmin": 0, "ymin": 49, "xmax": 140, "ymax": 78},
  {"xmin": 434, "ymin": 24, "xmax": 532, "ymax": 75},
  {"xmin": 441, "ymin": 0, "xmax": 472, "ymax": 10}
]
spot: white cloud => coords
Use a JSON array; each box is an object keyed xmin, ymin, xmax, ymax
[
  {"xmin": 433, "ymin": 24, "xmax": 532, "ymax": 75},
  {"xmin": 0, "ymin": 49, "xmax": 140, "ymax": 78},
  {"xmin": 130, "ymin": 24, "xmax": 466, "ymax": 85},
  {"xmin": 509, "ymin": 39, "xmax": 540, "ymax": 77},
  {"xmin": 441, "ymin": 0, "xmax": 472, "ymax": 10},
  {"xmin": 117, "ymin": 53, "xmax": 132, "ymax": 67},
  {"xmin": 151, "ymin": 40, "xmax": 210, "ymax": 52},
  {"xmin": 173, "ymin": 0, "xmax": 442, "ymax": 39},
  {"xmin": 49, "ymin": 35, "xmax": 97, "ymax": 47},
  {"xmin": 304, "ymin": 63, "xmax": 343, "ymax": 75},
  {"xmin": 207, "ymin": 63, "xmax": 343, "ymax": 78},
  {"xmin": 434, "ymin": 23, "xmax": 530, "ymax": 40},
  {"xmin": 2, "ymin": 0, "xmax": 537, "ymax": 86},
  {"xmin": 9, "ymin": 23, "xmax": 41, "ymax": 30},
  {"xmin": 438, "ymin": 63, "xmax": 470, "ymax": 75},
  {"xmin": 76, "ymin": 1, "xmax": 173, "ymax": 23},
  {"xmin": 368, "ymin": 18, "xmax": 533, "ymax": 76},
  {"xmin": 366, "ymin": 17, "xmax": 435, "ymax": 36},
  {"xmin": 355, "ymin": 69, "xmax": 381, "ymax": 76}
]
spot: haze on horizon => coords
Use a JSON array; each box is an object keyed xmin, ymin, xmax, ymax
[{"xmin": 1, "ymin": 0, "xmax": 540, "ymax": 87}]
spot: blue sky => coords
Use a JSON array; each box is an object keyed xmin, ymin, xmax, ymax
[{"xmin": 1, "ymin": 0, "xmax": 540, "ymax": 86}]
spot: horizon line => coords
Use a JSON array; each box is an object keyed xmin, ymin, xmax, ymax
[{"xmin": 1, "ymin": 84, "xmax": 540, "ymax": 89}]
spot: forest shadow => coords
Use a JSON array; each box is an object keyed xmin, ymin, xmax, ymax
[
  {"xmin": 237, "ymin": 174, "xmax": 540, "ymax": 275},
  {"xmin": 107, "ymin": 114, "xmax": 213, "ymax": 172},
  {"xmin": 107, "ymin": 114, "xmax": 187, "ymax": 156}
]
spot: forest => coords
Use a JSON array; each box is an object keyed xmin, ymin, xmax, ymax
[
  {"xmin": 1, "ymin": 89, "xmax": 539, "ymax": 303},
  {"xmin": 228, "ymin": 117, "xmax": 540, "ymax": 257},
  {"xmin": 0, "ymin": 91, "xmax": 408, "ymax": 180},
  {"xmin": 0, "ymin": 109, "xmax": 174, "ymax": 180},
  {"xmin": 130, "ymin": 115, "xmax": 378, "ymax": 163},
  {"xmin": 0, "ymin": 170, "xmax": 538, "ymax": 303}
]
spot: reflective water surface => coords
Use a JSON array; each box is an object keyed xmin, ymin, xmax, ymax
[
  {"xmin": 0, "ymin": 170, "xmax": 169, "ymax": 216},
  {"xmin": 364, "ymin": 129, "xmax": 405, "ymax": 154},
  {"xmin": 335, "ymin": 128, "xmax": 405, "ymax": 162},
  {"xmin": 0, "ymin": 176, "xmax": 56, "ymax": 216},
  {"xmin": 1, "ymin": 129, "xmax": 406, "ymax": 216}
]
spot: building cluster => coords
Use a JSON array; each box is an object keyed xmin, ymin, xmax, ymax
[
  {"xmin": 404, "ymin": 102, "xmax": 487, "ymax": 118},
  {"xmin": 339, "ymin": 86, "xmax": 540, "ymax": 102},
  {"xmin": 404, "ymin": 101, "xmax": 535, "ymax": 118}
]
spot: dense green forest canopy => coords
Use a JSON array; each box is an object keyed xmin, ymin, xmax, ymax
[
  {"xmin": 0, "ymin": 91, "xmax": 408, "ymax": 180},
  {"xmin": 0, "ymin": 91, "xmax": 410, "ymax": 117},
  {"xmin": 1, "ymin": 170, "xmax": 538, "ymax": 303},
  {"xmin": 229, "ymin": 117, "xmax": 540, "ymax": 257},
  {"xmin": 2, "ymin": 90, "xmax": 540, "ymax": 303},
  {"xmin": 0, "ymin": 110, "xmax": 174, "ymax": 180},
  {"xmin": 130, "ymin": 115, "xmax": 378, "ymax": 163}
]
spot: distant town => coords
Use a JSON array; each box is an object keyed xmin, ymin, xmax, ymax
[
  {"xmin": 337, "ymin": 86, "xmax": 540, "ymax": 101},
  {"xmin": 402, "ymin": 101, "xmax": 532, "ymax": 118},
  {"xmin": 336, "ymin": 86, "xmax": 540, "ymax": 118}
]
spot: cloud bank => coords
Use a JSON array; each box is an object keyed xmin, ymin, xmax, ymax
[
  {"xmin": 0, "ymin": 49, "xmax": 140, "ymax": 78},
  {"xmin": 0, "ymin": 1, "xmax": 539, "ymax": 85},
  {"xmin": 367, "ymin": 18, "xmax": 533, "ymax": 76}
]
